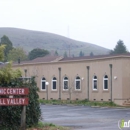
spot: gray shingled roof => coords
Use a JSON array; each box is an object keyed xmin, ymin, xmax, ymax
[
  {"xmin": 14, "ymin": 55, "xmax": 63, "ymax": 65},
  {"xmin": 13, "ymin": 53, "xmax": 130, "ymax": 65},
  {"xmin": 60, "ymin": 53, "xmax": 130, "ymax": 61}
]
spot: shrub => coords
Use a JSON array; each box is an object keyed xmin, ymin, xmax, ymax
[{"xmin": 0, "ymin": 77, "xmax": 41, "ymax": 130}]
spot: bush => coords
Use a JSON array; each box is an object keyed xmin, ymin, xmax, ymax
[{"xmin": 0, "ymin": 77, "xmax": 41, "ymax": 130}]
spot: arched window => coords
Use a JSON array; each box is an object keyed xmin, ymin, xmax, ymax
[
  {"xmin": 52, "ymin": 77, "xmax": 57, "ymax": 90},
  {"xmin": 41, "ymin": 77, "xmax": 46, "ymax": 90},
  {"xmin": 63, "ymin": 77, "xmax": 68, "ymax": 90},
  {"xmin": 103, "ymin": 75, "xmax": 108, "ymax": 90},
  {"xmin": 75, "ymin": 76, "xmax": 81, "ymax": 90},
  {"xmin": 93, "ymin": 75, "xmax": 97, "ymax": 90}
]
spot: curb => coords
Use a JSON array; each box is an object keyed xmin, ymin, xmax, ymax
[{"xmin": 40, "ymin": 103, "xmax": 130, "ymax": 109}]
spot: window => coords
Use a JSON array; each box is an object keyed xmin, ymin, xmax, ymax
[
  {"xmin": 52, "ymin": 77, "xmax": 57, "ymax": 90},
  {"xmin": 103, "ymin": 75, "xmax": 108, "ymax": 90},
  {"xmin": 63, "ymin": 77, "xmax": 68, "ymax": 90},
  {"xmin": 41, "ymin": 77, "xmax": 46, "ymax": 90},
  {"xmin": 75, "ymin": 76, "xmax": 81, "ymax": 90},
  {"xmin": 93, "ymin": 76, "xmax": 97, "ymax": 90}
]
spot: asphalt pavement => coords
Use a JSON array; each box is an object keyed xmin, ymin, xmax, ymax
[{"xmin": 40, "ymin": 105, "xmax": 130, "ymax": 130}]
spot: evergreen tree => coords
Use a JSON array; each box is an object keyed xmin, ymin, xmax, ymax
[
  {"xmin": 79, "ymin": 51, "xmax": 84, "ymax": 57},
  {"xmin": 90, "ymin": 52, "xmax": 94, "ymax": 56},
  {"xmin": 110, "ymin": 40, "xmax": 128, "ymax": 54}
]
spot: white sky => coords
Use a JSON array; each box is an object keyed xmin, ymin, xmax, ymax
[{"xmin": 0, "ymin": 0, "xmax": 130, "ymax": 50}]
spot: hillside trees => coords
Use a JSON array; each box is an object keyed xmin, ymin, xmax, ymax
[
  {"xmin": 54, "ymin": 50, "xmax": 58, "ymax": 56},
  {"xmin": 64, "ymin": 51, "xmax": 68, "ymax": 57},
  {"xmin": 110, "ymin": 40, "xmax": 129, "ymax": 54},
  {"xmin": 0, "ymin": 35, "xmax": 13, "ymax": 60},
  {"xmin": 7, "ymin": 47, "xmax": 27, "ymax": 61},
  {"xmin": 90, "ymin": 52, "xmax": 94, "ymax": 56},
  {"xmin": 79, "ymin": 50, "xmax": 84, "ymax": 57},
  {"xmin": 28, "ymin": 48, "xmax": 49, "ymax": 60}
]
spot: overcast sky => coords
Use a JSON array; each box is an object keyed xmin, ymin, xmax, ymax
[{"xmin": 0, "ymin": 0, "xmax": 130, "ymax": 50}]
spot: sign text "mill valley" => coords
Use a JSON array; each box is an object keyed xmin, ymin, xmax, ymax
[{"xmin": 0, "ymin": 98, "xmax": 29, "ymax": 106}]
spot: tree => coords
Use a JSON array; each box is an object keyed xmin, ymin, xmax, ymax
[
  {"xmin": 0, "ymin": 35, "xmax": 13, "ymax": 60},
  {"xmin": 0, "ymin": 45, "xmax": 21, "ymax": 83},
  {"xmin": 54, "ymin": 50, "xmax": 58, "ymax": 56},
  {"xmin": 90, "ymin": 52, "xmax": 94, "ymax": 56},
  {"xmin": 110, "ymin": 40, "xmax": 128, "ymax": 54},
  {"xmin": 0, "ymin": 45, "xmax": 41, "ymax": 129},
  {"xmin": 79, "ymin": 51, "xmax": 84, "ymax": 57},
  {"xmin": 0, "ymin": 45, "xmax": 5, "ymax": 61},
  {"xmin": 64, "ymin": 51, "xmax": 68, "ymax": 57},
  {"xmin": 28, "ymin": 48, "xmax": 49, "ymax": 60},
  {"xmin": 7, "ymin": 47, "xmax": 27, "ymax": 61}
]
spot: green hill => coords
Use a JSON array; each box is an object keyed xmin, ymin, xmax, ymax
[{"xmin": 0, "ymin": 27, "xmax": 110, "ymax": 56}]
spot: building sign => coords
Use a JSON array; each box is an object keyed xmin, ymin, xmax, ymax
[
  {"xmin": 0, "ymin": 88, "xmax": 29, "ymax": 106},
  {"xmin": 0, "ymin": 88, "xmax": 29, "ymax": 95},
  {"xmin": 0, "ymin": 98, "xmax": 29, "ymax": 106}
]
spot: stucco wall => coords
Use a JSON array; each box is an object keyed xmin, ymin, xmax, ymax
[
  {"xmin": 13, "ymin": 56, "xmax": 127, "ymax": 106},
  {"xmin": 122, "ymin": 58, "xmax": 130, "ymax": 99}
]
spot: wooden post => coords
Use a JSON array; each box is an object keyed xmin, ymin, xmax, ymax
[{"xmin": 20, "ymin": 106, "xmax": 26, "ymax": 130}]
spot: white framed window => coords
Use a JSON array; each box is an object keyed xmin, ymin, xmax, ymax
[
  {"xmin": 63, "ymin": 77, "xmax": 69, "ymax": 90},
  {"xmin": 41, "ymin": 77, "xmax": 46, "ymax": 91},
  {"xmin": 103, "ymin": 75, "xmax": 108, "ymax": 90},
  {"xmin": 52, "ymin": 77, "xmax": 57, "ymax": 90},
  {"xmin": 93, "ymin": 75, "xmax": 97, "ymax": 90},
  {"xmin": 75, "ymin": 76, "xmax": 81, "ymax": 90}
]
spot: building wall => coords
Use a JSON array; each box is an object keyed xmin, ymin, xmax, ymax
[
  {"xmin": 122, "ymin": 58, "xmax": 130, "ymax": 99},
  {"xmin": 13, "ymin": 57, "xmax": 129, "ymax": 105}
]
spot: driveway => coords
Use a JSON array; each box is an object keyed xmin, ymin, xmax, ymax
[{"xmin": 40, "ymin": 105, "xmax": 130, "ymax": 130}]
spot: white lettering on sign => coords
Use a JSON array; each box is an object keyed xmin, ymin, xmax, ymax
[
  {"xmin": 0, "ymin": 89, "xmax": 6, "ymax": 94},
  {"xmin": 0, "ymin": 98, "xmax": 28, "ymax": 106},
  {"xmin": 7, "ymin": 88, "xmax": 25, "ymax": 95},
  {"xmin": 0, "ymin": 88, "xmax": 27, "ymax": 95},
  {"xmin": 7, "ymin": 98, "xmax": 25, "ymax": 105},
  {"xmin": 0, "ymin": 98, "xmax": 6, "ymax": 105}
]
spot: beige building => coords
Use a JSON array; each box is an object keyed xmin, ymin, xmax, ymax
[{"xmin": 13, "ymin": 54, "xmax": 130, "ymax": 106}]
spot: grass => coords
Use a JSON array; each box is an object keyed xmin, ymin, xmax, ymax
[
  {"xmin": 26, "ymin": 122, "xmax": 70, "ymax": 130},
  {"xmin": 39, "ymin": 99, "xmax": 117, "ymax": 107}
]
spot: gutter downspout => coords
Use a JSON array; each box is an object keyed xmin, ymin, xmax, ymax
[
  {"xmin": 109, "ymin": 64, "xmax": 112, "ymax": 101},
  {"xmin": 87, "ymin": 66, "xmax": 90, "ymax": 100},
  {"xmin": 58, "ymin": 67, "xmax": 61, "ymax": 100}
]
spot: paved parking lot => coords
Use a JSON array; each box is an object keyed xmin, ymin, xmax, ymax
[{"xmin": 41, "ymin": 105, "xmax": 130, "ymax": 130}]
